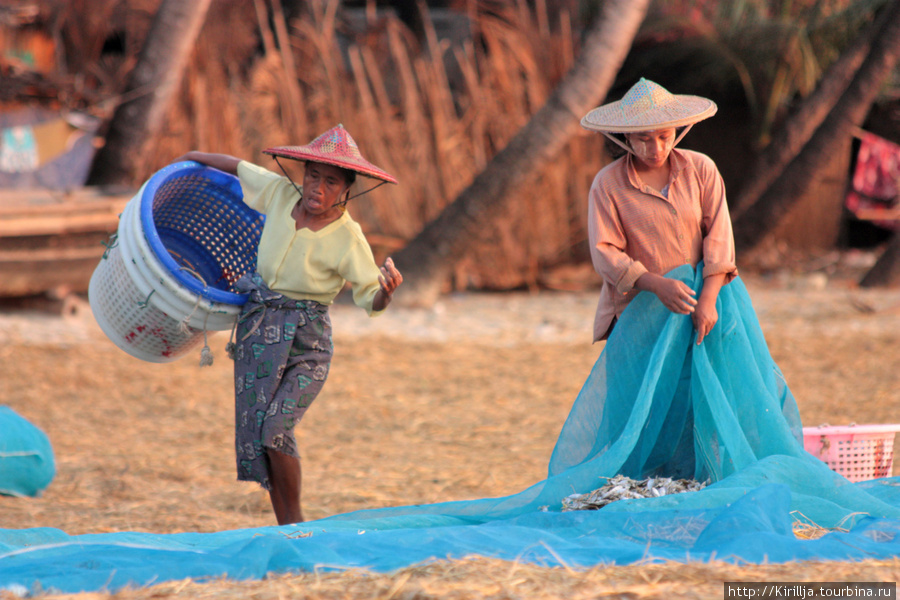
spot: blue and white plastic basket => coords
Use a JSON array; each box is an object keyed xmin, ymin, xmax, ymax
[{"xmin": 89, "ymin": 161, "xmax": 264, "ymax": 363}]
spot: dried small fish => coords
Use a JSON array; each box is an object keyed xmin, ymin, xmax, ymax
[{"xmin": 561, "ymin": 474, "xmax": 708, "ymax": 511}]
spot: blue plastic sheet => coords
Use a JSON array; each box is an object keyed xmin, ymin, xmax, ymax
[
  {"xmin": 3, "ymin": 264, "xmax": 900, "ymax": 595},
  {"xmin": 0, "ymin": 406, "xmax": 54, "ymax": 498}
]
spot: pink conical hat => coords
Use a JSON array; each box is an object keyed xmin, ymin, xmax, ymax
[{"xmin": 263, "ymin": 124, "xmax": 397, "ymax": 184}]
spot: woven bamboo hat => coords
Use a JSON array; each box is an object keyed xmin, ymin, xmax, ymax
[
  {"xmin": 581, "ymin": 78, "xmax": 717, "ymax": 133},
  {"xmin": 263, "ymin": 124, "xmax": 397, "ymax": 184}
]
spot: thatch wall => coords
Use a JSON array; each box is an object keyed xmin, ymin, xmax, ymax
[{"xmin": 1, "ymin": 0, "xmax": 608, "ymax": 291}]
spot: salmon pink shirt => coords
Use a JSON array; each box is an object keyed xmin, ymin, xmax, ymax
[{"xmin": 588, "ymin": 148, "xmax": 738, "ymax": 341}]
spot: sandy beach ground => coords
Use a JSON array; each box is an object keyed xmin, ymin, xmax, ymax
[{"xmin": 0, "ymin": 265, "xmax": 898, "ymax": 598}]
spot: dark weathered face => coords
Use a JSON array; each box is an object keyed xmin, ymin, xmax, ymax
[{"xmin": 302, "ymin": 162, "xmax": 352, "ymax": 215}]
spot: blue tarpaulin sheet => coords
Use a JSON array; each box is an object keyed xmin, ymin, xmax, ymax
[{"xmin": 0, "ymin": 406, "xmax": 54, "ymax": 498}]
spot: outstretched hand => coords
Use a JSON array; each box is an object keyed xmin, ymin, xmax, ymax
[
  {"xmin": 373, "ymin": 257, "xmax": 402, "ymax": 311},
  {"xmin": 379, "ymin": 257, "xmax": 402, "ymax": 296}
]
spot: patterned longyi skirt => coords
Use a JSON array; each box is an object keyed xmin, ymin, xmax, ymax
[{"xmin": 231, "ymin": 272, "xmax": 333, "ymax": 490}]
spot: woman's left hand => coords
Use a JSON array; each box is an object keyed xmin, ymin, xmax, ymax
[
  {"xmin": 692, "ymin": 273, "xmax": 727, "ymax": 345},
  {"xmin": 692, "ymin": 295, "xmax": 718, "ymax": 345}
]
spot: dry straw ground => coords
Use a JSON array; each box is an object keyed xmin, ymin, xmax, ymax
[{"xmin": 1, "ymin": 262, "xmax": 899, "ymax": 599}]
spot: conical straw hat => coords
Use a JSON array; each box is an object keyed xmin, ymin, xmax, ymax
[
  {"xmin": 263, "ymin": 124, "xmax": 397, "ymax": 184},
  {"xmin": 581, "ymin": 78, "xmax": 717, "ymax": 133}
]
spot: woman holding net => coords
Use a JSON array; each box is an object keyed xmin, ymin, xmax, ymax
[{"xmin": 548, "ymin": 79, "xmax": 804, "ymax": 483}]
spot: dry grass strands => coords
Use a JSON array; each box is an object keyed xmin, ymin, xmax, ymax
[
  {"xmin": 0, "ymin": 283, "xmax": 899, "ymax": 598},
  {"xmin": 19, "ymin": 557, "xmax": 900, "ymax": 600},
  {"xmin": 790, "ymin": 510, "xmax": 867, "ymax": 540}
]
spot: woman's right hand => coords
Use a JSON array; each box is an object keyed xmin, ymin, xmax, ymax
[{"xmin": 636, "ymin": 273, "xmax": 697, "ymax": 314}]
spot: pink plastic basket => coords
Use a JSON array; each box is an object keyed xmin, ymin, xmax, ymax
[{"xmin": 803, "ymin": 424, "xmax": 900, "ymax": 482}]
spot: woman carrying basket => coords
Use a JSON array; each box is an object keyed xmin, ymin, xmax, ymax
[{"xmin": 177, "ymin": 125, "xmax": 401, "ymax": 524}]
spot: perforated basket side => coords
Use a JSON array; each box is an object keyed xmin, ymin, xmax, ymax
[
  {"xmin": 89, "ymin": 236, "xmax": 203, "ymax": 363},
  {"xmin": 123, "ymin": 197, "xmax": 240, "ymax": 331},
  {"xmin": 140, "ymin": 162, "xmax": 263, "ymax": 305},
  {"xmin": 803, "ymin": 426, "xmax": 898, "ymax": 482},
  {"xmin": 831, "ymin": 433, "xmax": 895, "ymax": 480}
]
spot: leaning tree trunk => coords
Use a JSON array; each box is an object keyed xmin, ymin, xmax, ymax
[
  {"xmin": 392, "ymin": 0, "xmax": 651, "ymax": 307},
  {"xmin": 729, "ymin": 10, "xmax": 879, "ymax": 218},
  {"xmin": 860, "ymin": 233, "xmax": 900, "ymax": 287},
  {"xmin": 732, "ymin": 0, "xmax": 900, "ymax": 254},
  {"xmin": 86, "ymin": 0, "xmax": 213, "ymax": 186}
]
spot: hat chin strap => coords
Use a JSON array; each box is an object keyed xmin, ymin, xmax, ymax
[
  {"xmin": 345, "ymin": 180, "xmax": 387, "ymax": 203},
  {"xmin": 602, "ymin": 124, "xmax": 694, "ymax": 155},
  {"xmin": 273, "ymin": 156, "xmax": 387, "ymax": 207},
  {"xmin": 602, "ymin": 132, "xmax": 633, "ymax": 155},
  {"xmin": 673, "ymin": 124, "xmax": 694, "ymax": 146},
  {"xmin": 273, "ymin": 156, "xmax": 305, "ymax": 199}
]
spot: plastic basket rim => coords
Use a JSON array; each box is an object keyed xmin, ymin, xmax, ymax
[
  {"xmin": 139, "ymin": 161, "xmax": 261, "ymax": 305},
  {"xmin": 123, "ymin": 198, "xmax": 240, "ymax": 329},
  {"xmin": 802, "ymin": 424, "xmax": 900, "ymax": 436}
]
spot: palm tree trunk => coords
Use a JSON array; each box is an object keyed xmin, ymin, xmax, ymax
[
  {"xmin": 393, "ymin": 0, "xmax": 651, "ymax": 307},
  {"xmin": 729, "ymin": 9, "xmax": 879, "ymax": 218},
  {"xmin": 860, "ymin": 232, "xmax": 900, "ymax": 287},
  {"xmin": 732, "ymin": 0, "xmax": 900, "ymax": 254},
  {"xmin": 87, "ymin": 0, "xmax": 213, "ymax": 186}
]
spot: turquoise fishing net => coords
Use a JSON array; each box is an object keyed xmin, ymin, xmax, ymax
[{"xmin": 3, "ymin": 264, "xmax": 900, "ymax": 595}]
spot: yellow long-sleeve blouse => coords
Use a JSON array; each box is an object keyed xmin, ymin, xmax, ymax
[{"xmin": 238, "ymin": 161, "xmax": 384, "ymax": 315}]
